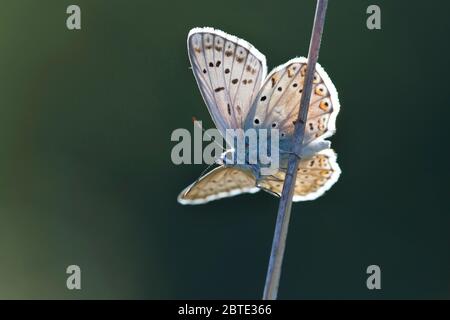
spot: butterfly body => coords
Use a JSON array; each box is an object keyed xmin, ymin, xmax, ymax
[{"xmin": 178, "ymin": 27, "xmax": 341, "ymax": 205}]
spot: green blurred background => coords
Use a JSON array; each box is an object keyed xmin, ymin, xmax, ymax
[{"xmin": 0, "ymin": 0, "xmax": 449, "ymax": 299}]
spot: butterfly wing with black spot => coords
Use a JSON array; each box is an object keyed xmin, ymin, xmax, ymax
[
  {"xmin": 244, "ymin": 57, "xmax": 340, "ymax": 153},
  {"xmin": 178, "ymin": 166, "xmax": 260, "ymax": 205},
  {"xmin": 187, "ymin": 27, "xmax": 267, "ymax": 135},
  {"xmin": 257, "ymin": 149, "xmax": 341, "ymax": 201}
]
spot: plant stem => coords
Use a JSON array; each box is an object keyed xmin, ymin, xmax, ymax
[{"xmin": 262, "ymin": 0, "xmax": 329, "ymax": 300}]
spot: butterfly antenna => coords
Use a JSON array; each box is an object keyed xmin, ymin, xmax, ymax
[{"xmin": 192, "ymin": 117, "xmax": 226, "ymax": 151}]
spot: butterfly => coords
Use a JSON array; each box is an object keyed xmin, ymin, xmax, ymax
[{"xmin": 178, "ymin": 27, "xmax": 341, "ymax": 205}]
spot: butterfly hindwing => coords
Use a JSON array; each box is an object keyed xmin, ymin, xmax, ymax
[
  {"xmin": 178, "ymin": 166, "xmax": 259, "ymax": 205},
  {"xmin": 257, "ymin": 149, "xmax": 341, "ymax": 201},
  {"xmin": 187, "ymin": 27, "xmax": 267, "ymax": 134}
]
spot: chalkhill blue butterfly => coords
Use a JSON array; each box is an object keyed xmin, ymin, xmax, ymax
[{"xmin": 178, "ymin": 27, "xmax": 341, "ymax": 205}]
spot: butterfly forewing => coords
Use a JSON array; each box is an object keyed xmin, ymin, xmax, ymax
[{"xmin": 187, "ymin": 27, "xmax": 267, "ymax": 135}]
